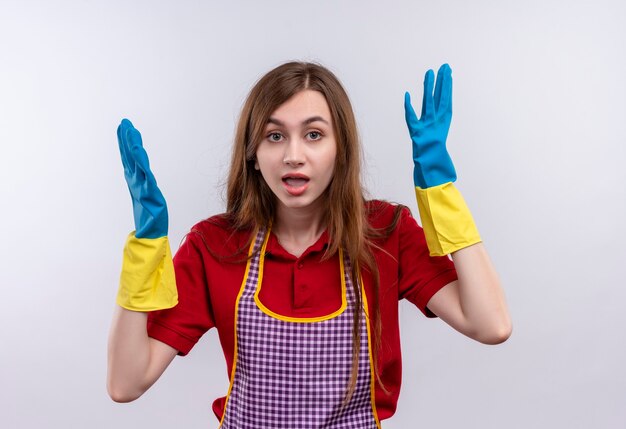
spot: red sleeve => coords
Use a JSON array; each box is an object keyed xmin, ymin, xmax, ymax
[
  {"xmin": 147, "ymin": 232, "xmax": 215, "ymax": 356},
  {"xmin": 397, "ymin": 207, "xmax": 458, "ymax": 317}
]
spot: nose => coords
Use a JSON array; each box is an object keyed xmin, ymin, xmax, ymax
[{"xmin": 283, "ymin": 139, "xmax": 305, "ymax": 166}]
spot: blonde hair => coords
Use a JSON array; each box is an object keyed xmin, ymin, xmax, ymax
[{"xmin": 226, "ymin": 61, "xmax": 392, "ymax": 403}]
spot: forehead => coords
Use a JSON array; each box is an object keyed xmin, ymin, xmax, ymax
[{"xmin": 269, "ymin": 90, "xmax": 331, "ymax": 124}]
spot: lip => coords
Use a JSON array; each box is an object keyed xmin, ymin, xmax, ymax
[
  {"xmin": 281, "ymin": 173, "xmax": 310, "ymax": 180},
  {"xmin": 281, "ymin": 173, "xmax": 310, "ymax": 196}
]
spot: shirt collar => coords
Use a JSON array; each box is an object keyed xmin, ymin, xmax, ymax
[{"xmin": 265, "ymin": 229, "xmax": 330, "ymax": 260}]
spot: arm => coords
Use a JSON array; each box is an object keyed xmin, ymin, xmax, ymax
[
  {"xmin": 404, "ymin": 65, "xmax": 511, "ymax": 343},
  {"xmin": 107, "ymin": 119, "xmax": 179, "ymax": 401},
  {"xmin": 107, "ymin": 308, "xmax": 178, "ymax": 402},
  {"xmin": 427, "ymin": 243, "xmax": 512, "ymax": 344}
]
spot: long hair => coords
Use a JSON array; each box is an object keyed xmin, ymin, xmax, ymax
[{"xmin": 225, "ymin": 61, "xmax": 391, "ymax": 403}]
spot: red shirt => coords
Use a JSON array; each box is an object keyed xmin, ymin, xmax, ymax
[{"xmin": 147, "ymin": 200, "xmax": 458, "ymax": 422}]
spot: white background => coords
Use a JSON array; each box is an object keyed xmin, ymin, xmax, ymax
[{"xmin": 1, "ymin": 0, "xmax": 625, "ymax": 428}]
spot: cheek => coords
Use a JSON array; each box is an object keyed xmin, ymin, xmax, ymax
[
  {"xmin": 325, "ymin": 146, "xmax": 338, "ymax": 175},
  {"xmin": 254, "ymin": 145, "xmax": 271, "ymax": 171},
  {"xmin": 254, "ymin": 150, "xmax": 277, "ymax": 184}
]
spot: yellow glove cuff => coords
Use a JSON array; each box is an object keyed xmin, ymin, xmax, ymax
[
  {"xmin": 415, "ymin": 182, "xmax": 482, "ymax": 256},
  {"xmin": 117, "ymin": 232, "xmax": 178, "ymax": 312}
]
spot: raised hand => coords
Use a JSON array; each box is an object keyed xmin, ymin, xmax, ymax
[
  {"xmin": 117, "ymin": 119, "xmax": 168, "ymax": 239},
  {"xmin": 404, "ymin": 65, "xmax": 481, "ymax": 256},
  {"xmin": 115, "ymin": 119, "xmax": 177, "ymax": 311},
  {"xmin": 404, "ymin": 63, "xmax": 456, "ymax": 189}
]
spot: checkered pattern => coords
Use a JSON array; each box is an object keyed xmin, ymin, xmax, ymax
[{"xmin": 220, "ymin": 228, "xmax": 378, "ymax": 429}]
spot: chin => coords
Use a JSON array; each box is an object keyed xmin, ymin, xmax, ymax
[
  {"xmin": 277, "ymin": 193, "xmax": 327, "ymax": 212},
  {"xmin": 279, "ymin": 199, "xmax": 316, "ymax": 210}
]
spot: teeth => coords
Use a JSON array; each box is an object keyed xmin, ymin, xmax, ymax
[{"xmin": 284, "ymin": 178, "xmax": 308, "ymax": 187}]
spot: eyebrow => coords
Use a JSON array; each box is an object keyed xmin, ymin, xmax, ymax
[{"xmin": 267, "ymin": 116, "xmax": 330, "ymax": 127}]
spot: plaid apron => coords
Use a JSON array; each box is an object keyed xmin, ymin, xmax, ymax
[{"xmin": 219, "ymin": 227, "xmax": 380, "ymax": 428}]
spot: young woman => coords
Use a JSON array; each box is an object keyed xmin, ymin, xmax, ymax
[{"xmin": 107, "ymin": 61, "xmax": 511, "ymax": 428}]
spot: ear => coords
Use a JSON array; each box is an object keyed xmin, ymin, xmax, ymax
[{"xmin": 254, "ymin": 159, "xmax": 260, "ymax": 170}]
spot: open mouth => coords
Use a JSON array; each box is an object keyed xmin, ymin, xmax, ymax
[
  {"xmin": 282, "ymin": 177, "xmax": 309, "ymax": 187},
  {"xmin": 281, "ymin": 174, "xmax": 310, "ymax": 196}
]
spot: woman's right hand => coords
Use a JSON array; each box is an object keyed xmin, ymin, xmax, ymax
[
  {"xmin": 117, "ymin": 118, "xmax": 168, "ymax": 239},
  {"xmin": 109, "ymin": 120, "xmax": 179, "ymax": 403},
  {"xmin": 115, "ymin": 119, "xmax": 178, "ymax": 312}
]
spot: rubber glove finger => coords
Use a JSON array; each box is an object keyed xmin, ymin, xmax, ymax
[
  {"xmin": 433, "ymin": 64, "xmax": 448, "ymax": 112},
  {"xmin": 117, "ymin": 119, "xmax": 135, "ymax": 175},
  {"xmin": 421, "ymin": 69, "xmax": 435, "ymax": 122},
  {"xmin": 127, "ymin": 126, "xmax": 151, "ymax": 175},
  {"xmin": 436, "ymin": 64, "xmax": 452, "ymax": 115},
  {"xmin": 128, "ymin": 127, "xmax": 161, "ymax": 194},
  {"xmin": 404, "ymin": 92, "xmax": 420, "ymax": 130}
]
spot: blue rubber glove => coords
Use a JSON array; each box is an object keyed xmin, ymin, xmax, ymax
[
  {"xmin": 404, "ymin": 63, "xmax": 457, "ymax": 189},
  {"xmin": 117, "ymin": 119, "xmax": 168, "ymax": 239}
]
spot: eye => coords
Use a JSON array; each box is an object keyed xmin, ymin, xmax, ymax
[
  {"xmin": 267, "ymin": 132, "xmax": 283, "ymax": 142},
  {"xmin": 307, "ymin": 131, "xmax": 322, "ymax": 140}
]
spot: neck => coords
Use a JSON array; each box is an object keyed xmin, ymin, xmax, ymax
[{"xmin": 273, "ymin": 201, "xmax": 327, "ymax": 252}]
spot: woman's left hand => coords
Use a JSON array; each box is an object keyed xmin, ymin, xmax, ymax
[{"xmin": 404, "ymin": 63, "xmax": 457, "ymax": 189}]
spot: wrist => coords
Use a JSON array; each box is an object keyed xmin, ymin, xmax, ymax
[
  {"xmin": 117, "ymin": 232, "xmax": 178, "ymax": 312},
  {"xmin": 414, "ymin": 182, "xmax": 481, "ymax": 256}
]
